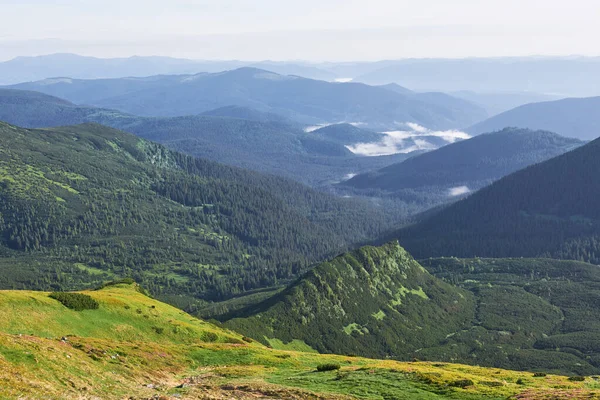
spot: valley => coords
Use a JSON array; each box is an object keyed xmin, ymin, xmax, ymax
[{"xmin": 0, "ymin": 121, "xmax": 395, "ymax": 311}]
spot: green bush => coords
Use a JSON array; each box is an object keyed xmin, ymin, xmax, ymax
[
  {"xmin": 201, "ymin": 331, "xmax": 219, "ymax": 343},
  {"xmin": 568, "ymin": 376, "xmax": 586, "ymax": 381},
  {"xmin": 480, "ymin": 381, "xmax": 504, "ymax": 387},
  {"xmin": 316, "ymin": 363, "xmax": 341, "ymax": 372},
  {"xmin": 49, "ymin": 292, "xmax": 99, "ymax": 311},
  {"xmin": 152, "ymin": 326, "xmax": 164, "ymax": 334},
  {"xmin": 449, "ymin": 379, "xmax": 474, "ymax": 388},
  {"xmin": 97, "ymin": 278, "xmax": 135, "ymax": 289}
]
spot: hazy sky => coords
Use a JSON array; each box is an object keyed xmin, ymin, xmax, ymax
[{"xmin": 1, "ymin": 0, "xmax": 598, "ymax": 61}]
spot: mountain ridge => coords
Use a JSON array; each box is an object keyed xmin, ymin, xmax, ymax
[
  {"xmin": 467, "ymin": 96, "xmax": 600, "ymax": 140},
  {"xmin": 393, "ymin": 132, "xmax": 600, "ymax": 263},
  {"xmin": 6, "ymin": 67, "xmax": 488, "ymax": 130},
  {"xmin": 224, "ymin": 241, "xmax": 475, "ymax": 358},
  {"xmin": 343, "ymin": 128, "xmax": 583, "ymax": 193}
]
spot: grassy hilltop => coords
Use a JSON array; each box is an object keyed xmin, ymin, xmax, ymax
[{"xmin": 0, "ymin": 282, "xmax": 599, "ymax": 399}]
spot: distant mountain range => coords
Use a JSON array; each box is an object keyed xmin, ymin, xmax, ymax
[
  {"xmin": 467, "ymin": 96, "xmax": 600, "ymax": 140},
  {"xmin": 0, "ymin": 53, "xmax": 342, "ymax": 85},
  {"xmin": 354, "ymin": 57, "xmax": 600, "ymax": 97},
  {"xmin": 394, "ymin": 132, "xmax": 600, "ymax": 264},
  {"xmin": 342, "ymin": 128, "xmax": 583, "ymax": 199},
  {"xmin": 451, "ymin": 90, "xmax": 561, "ymax": 115},
  {"xmin": 5, "ymin": 54, "xmax": 600, "ymax": 98},
  {"xmin": 5, "ymin": 67, "xmax": 488, "ymax": 130}
]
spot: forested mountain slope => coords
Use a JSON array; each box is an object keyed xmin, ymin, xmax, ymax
[
  {"xmin": 309, "ymin": 123, "xmax": 382, "ymax": 145},
  {"xmin": 224, "ymin": 242, "xmax": 476, "ymax": 360},
  {"xmin": 224, "ymin": 241, "xmax": 600, "ymax": 375},
  {"xmin": 394, "ymin": 135, "xmax": 600, "ymax": 263},
  {"xmin": 0, "ymin": 121, "xmax": 394, "ymax": 308},
  {"xmin": 343, "ymin": 128, "xmax": 583, "ymax": 195}
]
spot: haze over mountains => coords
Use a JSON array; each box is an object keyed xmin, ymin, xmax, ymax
[
  {"xmin": 450, "ymin": 90, "xmax": 561, "ymax": 116},
  {"xmin": 6, "ymin": 67, "xmax": 487, "ymax": 130},
  {"xmin": 4, "ymin": 53, "xmax": 600, "ymax": 121},
  {"xmin": 343, "ymin": 128, "xmax": 583, "ymax": 198},
  {"xmin": 0, "ymin": 53, "xmax": 337, "ymax": 85},
  {"xmin": 354, "ymin": 57, "xmax": 600, "ymax": 97},
  {"xmin": 468, "ymin": 96, "xmax": 600, "ymax": 140},
  {"xmin": 4, "ymin": 54, "xmax": 600, "ymax": 97}
]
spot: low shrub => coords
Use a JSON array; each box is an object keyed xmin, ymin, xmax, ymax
[
  {"xmin": 201, "ymin": 331, "xmax": 219, "ymax": 342},
  {"xmin": 97, "ymin": 278, "xmax": 135, "ymax": 289},
  {"xmin": 481, "ymin": 381, "xmax": 504, "ymax": 387},
  {"xmin": 49, "ymin": 292, "xmax": 99, "ymax": 311},
  {"xmin": 152, "ymin": 326, "xmax": 164, "ymax": 334},
  {"xmin": 316, "ymin": 363, "xmax": 341, "ymax": 372},
  {"xmin": 533, "ymin": 372, "xmax": 547, "ymax": 377},
  {"xmin": 568, "ymin": 376, "xmax": 586, "ymax": 381},
  {"xmin": 96, "ymin": 279, "xmax": 150, "ymax": 296},
  {"xmin": 449, "ymin": 379, "xmax": 474, "ymax": 388},
  {"xmin": 334, "ymin": 371, "xmax": 349, "ymax": 380}
]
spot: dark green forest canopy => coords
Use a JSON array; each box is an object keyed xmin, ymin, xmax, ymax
[
  {"xmin": 0, "ymin": 121, "xmax": 395, "ymax": 309},
  {"xmin": 421, "ymin": 257, "xmax": 600, "ymax": 375},
  {"xmin": 393, "ymin": 134, "xmax": 600, "ymax": 264}
]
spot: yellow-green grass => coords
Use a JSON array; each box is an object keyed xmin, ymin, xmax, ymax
[
  {"xmin": 0, "ymin": 284, "xmax": 599, "ymax": 399},
  {"xmin": 0, "ymin": 283, "xmax": 244, "ymax": 345}
]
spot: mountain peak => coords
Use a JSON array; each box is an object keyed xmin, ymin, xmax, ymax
[
  {"xmin": 227, "ymin": 66, "xmax": 297, "ymax": 80},
  {"xmin": 224, "ymin": 241, "xmax": 474, "ymax": 358}
]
